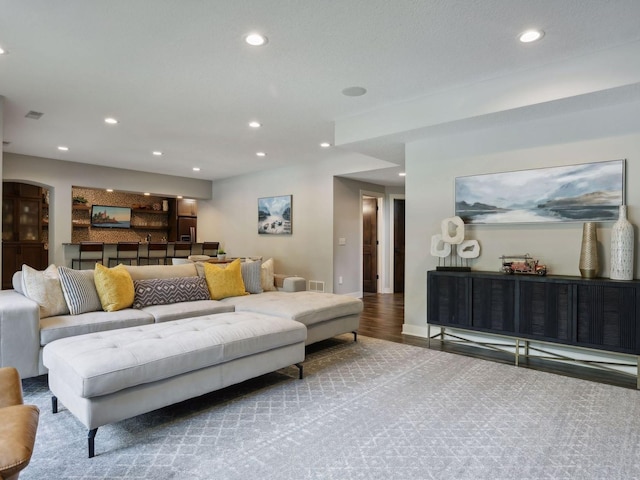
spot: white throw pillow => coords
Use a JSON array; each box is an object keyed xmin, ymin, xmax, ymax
[
  {"xmin": 21, "ymin": 264, "xmax": 70, "ymax": 318},
  {"xmin": 260, "ymin": 258, "xmax": 277, "ymax": 291},
  {"xmin": 58, "ymin": 267, "xmax": 102, "ymax": 315}
]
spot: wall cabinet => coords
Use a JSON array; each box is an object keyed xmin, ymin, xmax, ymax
[
  {"xmin": 428, "ymin": 270, "xmax": 640, "ymax": 355},
  {"xmin": 2, "ymin": 182, "xmax": 48, "ymax": 288}
]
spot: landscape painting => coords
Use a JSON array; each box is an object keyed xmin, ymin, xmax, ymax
[
  {"xmin": 455, "ymin": 159, "xmax": 625, "ymax": 224},
  {"xmin": 258, "ymin": 195, "xmax": 292, "ymax": 234}
]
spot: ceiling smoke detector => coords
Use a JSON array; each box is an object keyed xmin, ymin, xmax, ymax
[{"xmin": 25, "ymin": 111, "xmax": 44, "ymax": 120}]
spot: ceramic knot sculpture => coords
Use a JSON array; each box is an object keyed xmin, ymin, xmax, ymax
[{"xmin": 430, "ymin": 216, "xmax": 480, "ymax": 270}]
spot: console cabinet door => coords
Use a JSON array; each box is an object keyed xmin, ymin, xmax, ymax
[
  {"xmin": 576, "ymin": 283, "xmax": 638, "ymax": 353},
  {"xmin": 471, "ymin": 277, "xmax": 515, "ymax": 332},
  {"xmin": 427, "ymin": 273, "xmax": 470, "ymax": 327},
  {"xmin": 519, "ymin": 280, "xmax": 571, "ymax": 342}
]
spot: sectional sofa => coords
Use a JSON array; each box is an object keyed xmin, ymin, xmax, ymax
[{"xmin": 0, "ymin": 260, "xmax": 363, "ymax": 380}]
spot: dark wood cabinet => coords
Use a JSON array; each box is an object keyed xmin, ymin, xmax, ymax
[
  {"xmin": 2, "ymin": 182, "xmax": 48, "ymax": 289},
  {"xmin": 428, "ymin": 270, "xmax": 640, "ymax": 355}
]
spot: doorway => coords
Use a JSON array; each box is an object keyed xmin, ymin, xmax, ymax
[
  {"xmin": 393, "ymin": 198, "xmax": 405, "ymax": 293},
  {"xmin": 362, "ymin": 196, "xmax": 378, "ymax": 293}
]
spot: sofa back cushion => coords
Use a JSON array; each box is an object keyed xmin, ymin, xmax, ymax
[
  {"xmin": 124, "ymin": 263, "xmax": 198, "ymax": 281},
  {"xmin": 133, "ymin": 276, "xmax": 210, "ymax": 308}
]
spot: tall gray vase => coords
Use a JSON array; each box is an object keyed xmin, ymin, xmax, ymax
[
  {"xmin": 610, "ymin": 205, "xmax": 634, "ymax": 280},
  {"xmin": 579, "ymin": 222, "xmax": 598, "ymax": 279}
]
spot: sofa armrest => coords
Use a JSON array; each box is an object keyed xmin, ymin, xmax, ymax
[
  {"xmin": 274, "ymin": 274, "xmax": 307, "ymax": 292},
  {"xmin": 0, "ymin": 291, "xmax": 41, "ymax": 379}
]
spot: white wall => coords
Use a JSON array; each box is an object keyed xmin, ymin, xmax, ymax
[
  {"xmin": 404, "ymin": 100, "xmax": 640, "ymax": 337},
  {"xmin": 207, "ymin": 152, "xmax": 397, "ymax": 293},
  {"xmin": 3, "ymin": 153, "xmax": 212, "ymax": 266}
]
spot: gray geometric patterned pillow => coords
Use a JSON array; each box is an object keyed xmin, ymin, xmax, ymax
[
  {"xmin": 133, "ymin": 276, "xmax": 210, "ymax": 309},
  {"xmin": 58, "ymin": 266, "xmax": 102, "ymax": 315}
]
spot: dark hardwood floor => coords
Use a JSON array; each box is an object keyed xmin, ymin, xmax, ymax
[{"xmin": 358, "ymin": 293, "xmax": 638, "ymax": 390}]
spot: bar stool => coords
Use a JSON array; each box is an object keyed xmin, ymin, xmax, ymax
[
  {"xmin": 108, "ymin": 242, "xmax": 140, "ymax": 267},
  {"xmin": 202, "ymin": 242, "xmax": 219, "ymax": 256},
  {"xmin": 139, "ymin": 242, "xmax": 168, "ymax": 265},
  {"xmin": 172, "ymin": 242, "xmax": 192, "ymax": 259},
  {"xmin": 71, "ymin": 242, "xmax": 104, "ymax": 270}
]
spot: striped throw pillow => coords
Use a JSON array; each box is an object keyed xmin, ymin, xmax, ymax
[
  {"xmin": 241, "ymin": 260, "xmax": 263, "ymax": 294},
  {"xmin": 58, "ymin": 267, "xmax": 102, "ymax": 315}
]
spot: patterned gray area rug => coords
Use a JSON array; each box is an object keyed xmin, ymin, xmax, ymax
[{"xmin": 21, "ymin": 335, "xmax": 640, "ymax": 480}]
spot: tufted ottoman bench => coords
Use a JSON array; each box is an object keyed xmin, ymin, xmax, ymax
[{"xmin": 43, "ymin": 312, "xmax": 306, "ymax": 457}]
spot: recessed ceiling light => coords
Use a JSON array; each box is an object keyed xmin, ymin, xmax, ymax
[
  {"xmin": 57, "ymin": 146, "xmax": 69, "ymax": 151},
  {"xmin": 245, "ymin": 33, "xmax": 268, "ymax": 46},
  {"xmin": 519, "ymin": 29, "xmax": 544, "ymax": 43},
  {"xmin": 249, "ymin": 121, "xmax": 262, "ymax": 128},
  {"xmin": 320, "ymin": 142, "xmax": 331, "ymax": 148},
  {"xmin": 0, "ymin": 47, "xmax": 5, "ymax": 55},
  {"xmin": 144, "ymin": 192, "xmax": 150, "ymax": 196},
  {"xmin": 152, "ymin": 151, "xmax": 163, "ymax": 156},
  {"xmin": 399, "ymin": 172, "xmax": 406, "ymax": 177},
  {"xmin": 342, "ymin": 86, "xmax": 367, "ymax": 97},
  {"xmin": 177, "ymin": 196, "xmax": 183, "ymax": 199},
  {"xmin": 104, "ymin": 117, "xmax": 118, "ymax": 124},
  {"xmin": 256, "ymin": 152, "xmax": 266, "ymax": 157},
  {"xmin": 192, "ymin": 167, "xmax": 200, "ymax": 172},
  {"xmin": 106, "ymin": 189, "xmax": 113, "ymax": 192}
]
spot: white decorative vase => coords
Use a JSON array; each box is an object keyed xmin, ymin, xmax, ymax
[{"xmin": 610, "ymin": 205, "xmax": 634, "ymax": 280}]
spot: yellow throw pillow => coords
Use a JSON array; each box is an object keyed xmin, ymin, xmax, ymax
[
  {"xmin": 94, "ymin": 263, "xmax": 134, "ymax": 312},
  {"xmin": 204, "ymin": 258, "xmax": 249, "ymax": 300}
]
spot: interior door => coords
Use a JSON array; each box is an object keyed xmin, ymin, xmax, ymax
[
  {"xmin": 393, "ymin": 199, "xmax": 405, "ymax": 293},
  {"xmin": 362, "ymin": 197, "xmax": 378, "ymax": 293}
]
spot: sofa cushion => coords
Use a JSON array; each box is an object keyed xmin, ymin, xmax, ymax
[
  {"xmin": 203, "ymin": 259, "xmax": 249, "ymax": 300},
  {"xmin": 124, "ymin": 263, "xmax": 198, "ymax": 281},
  {"xmin": 140, "ymin": 300, "xmax": 235, "ymax": 323},
  {"xmin": 241, "ymin": 260, "xmax": 263, "ymax": 294},
  {"xmin": 132, "ymin": 276, "xmax": 210, "ymax": 309},
  {"xmin": 260, "ymin": 258, "xmax": 277, "ymax": 291},
  {"xmin": 42, "ymin": 313, "xmax": 307, "ymax": 398},
  {"xmin": 21, "ymin": 264, "xmax": 69, "ymax": 318},
  {"xmin": 58, "ymin": 267, "xmax": 102, "ymax": 315},
  {"xmin": 40, "ymin": 309, "xmax": 155, "ymax": 346},
  {"xmin": 220, "ymin": 291, "xmax": 363, "ymax": 326},
  {"xmin": 94, "ymin": 264, "xmax": 134, "ymax": 312}
]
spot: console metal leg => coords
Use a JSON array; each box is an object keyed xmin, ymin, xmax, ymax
[
  {"xmin": 352, "ymin": 331, "xmax": 358, "ymax": 342},
  {"xmin": 51, "ymin": 396, "xmax": 58, "ymax": 414},
  {"xmin": 295, "ymin": 363, "xmax": 304, "ymax": 379},
  {"xmin": 88, "ymin": 428, "xmax": 98, "ymax": 458}
]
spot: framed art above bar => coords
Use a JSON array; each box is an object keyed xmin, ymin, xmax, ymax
[
  {"xmin": 455, "ymin": 159, "xmax": 625, "ymax": 224},
  {"xmin": 258, "ymin": 195, "xmax": 292, "ymax": 234}
]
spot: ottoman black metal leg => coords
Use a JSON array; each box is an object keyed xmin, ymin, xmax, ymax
[
  {"xmin": 88, "ymin": 428, "xmax": 98, "ymax": 458},
  {"xmin": 295, "ymin": 363, "xmax": 304, "ymax": 379},
  {"xmin": 51, "ymin": 396, "xmax": 58, "ymax": 414},
  {"xmin": 353, "ymin": 331, "xmax": 358, "ymax": 342}
]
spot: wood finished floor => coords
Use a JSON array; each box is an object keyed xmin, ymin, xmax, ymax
[{"xmin": 358, "ymin": 293, "xmax": 637, "ymax": 390}]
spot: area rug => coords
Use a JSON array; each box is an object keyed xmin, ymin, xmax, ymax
[{"xmin": 21, "ymin": 334, "xmax": 640, "ymax": 479}]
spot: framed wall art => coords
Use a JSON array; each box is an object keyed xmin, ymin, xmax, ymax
[
  {"xmin": 455, "ymin": 159, "xmax": 625, "ymax": 224},
  {"xmin": 258, "ymin": 195, "xmax": 292, "ymax": 234}
]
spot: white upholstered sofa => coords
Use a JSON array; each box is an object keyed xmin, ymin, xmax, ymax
[{"xmin": 0, "ymin": 260, "xmax": 362, "ymax": 380}]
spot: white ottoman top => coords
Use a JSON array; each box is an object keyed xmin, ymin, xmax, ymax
[
  {"xmin": 43, "ymin": 312, "xmax": 306, "ymax": 398},
  {"xmin": 221, "ymin": 291, "xmax": 363, "ymax": 326}
]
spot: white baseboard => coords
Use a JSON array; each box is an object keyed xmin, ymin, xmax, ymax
[
  {"xmin": 402, "ymin": 324, "xmax": 429, "ymax": 338},
  {"xmin": 344, "ymin": 291, "xmax": 362, "ymax": 298},
  {"xmin": 380, "ymin": 287, "xmax": 394, "ymax": 294}
]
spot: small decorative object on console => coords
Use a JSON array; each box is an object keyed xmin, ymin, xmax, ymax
[
  {"xmin": 500, "ymin": 254, "xmax": 547, "ymax": 275},
  {"xmin": 431, "ymin": 216, "xmax": 480, "ymax": 271}
]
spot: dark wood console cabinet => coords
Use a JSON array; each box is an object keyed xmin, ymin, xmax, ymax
[{"xmin": 428, "ymin": 270, "xmax": 640, "ymax": 354}]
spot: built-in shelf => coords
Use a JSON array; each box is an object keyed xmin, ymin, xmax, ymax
[
  {"xmin": 131, "ymin": 225, "xmax": 166, "ymax": 230},
  {"xmin": 132, "ymin": 209, "xmax": 168, "ymax": 214},
  {"xmin": 72, "ymin": 204, "xmax": 90, "ymax": 210}
]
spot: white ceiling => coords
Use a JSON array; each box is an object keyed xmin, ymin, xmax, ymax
[{"xmin": 2, "ymin": 0, "xmax": 640, "ymax": 187}]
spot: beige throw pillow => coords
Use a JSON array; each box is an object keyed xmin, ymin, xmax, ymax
[
  {"xmin": 21, "ymin": 264, "xmax": 70, "ymax": 318},
  {"xmin": 260, "ymin": 258, "xmax": 277, "ymax": 291}
]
